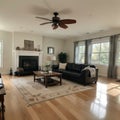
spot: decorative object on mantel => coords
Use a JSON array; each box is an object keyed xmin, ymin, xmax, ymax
[
  {"xmin": 16, "ymin": 46, "xmax": 20, "ymax": 50},
  {"xmin": 34, "ymin": 48, "xmax": 37, "ymax": 51},
  {"xmin": 37, "ymin": 49, "xmax": 40, "ymax": 51},
  {"xmin": 16, "ymin": 47, "xmax": 41, "ymax": 52},
  {"xmin": 15, "ymin": 39, "xmax": 42, "ymax": 51}
]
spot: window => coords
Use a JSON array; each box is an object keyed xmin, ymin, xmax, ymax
[
  {"xmin": 91, "ymin": 38, "xmax": 110, "ymax": 65},
  {"xmin": 116, "ymin": 37, "xmax": 120, "ymax": 65},
  {"xmin": 75, "ymin": 41, "xmax": 85, "ymax": 64},
  {"xmin": 0, "ymin": 41, "xmax": 3, "ymax": 67}
]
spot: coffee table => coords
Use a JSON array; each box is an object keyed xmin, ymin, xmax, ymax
[{"xmin": 33, "ymin": 71, "xmax": 62, "ymax": 88}]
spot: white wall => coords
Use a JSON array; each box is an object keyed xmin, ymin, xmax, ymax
[
  {"xmin": 95, "ymin": 65, "xmax": 108, "ymax": 77},
  {"xmin": 64, "ymin": 39, "xmax": 74, "ymax": 62},
  {"xmin": 13, "ymin": 32, "xmax": 43, "ymax": 50},
  {"xmin": 0, "ymin": 31, "xmax": 12, "ymax": 74},
  {"xmin": 42, "ymin": 37, "xmax": 65, "ymax": 65}
]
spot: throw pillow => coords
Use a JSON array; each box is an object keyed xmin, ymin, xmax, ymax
[{"xmin": 59, "ymin": 63, "xmax": 67, "ymax": 70}]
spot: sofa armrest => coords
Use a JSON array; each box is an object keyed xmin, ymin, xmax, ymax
[
  {"xmin": 52, "ymin": 65, "xmax": 59, "ymax": 71},
  {"xmin": 81, "ymin": 68, "xmax": 98, "ymax": 85},
  {"xmin": 80, "ymin": 69, "xmax": 90, "ymax": 85}
]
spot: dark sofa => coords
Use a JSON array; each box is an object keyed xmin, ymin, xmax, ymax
[{"xmin": 52, "ymin": 63, "xmax": 98, "ymax": 85}]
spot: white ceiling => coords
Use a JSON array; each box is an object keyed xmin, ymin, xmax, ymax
[{"xmin": 0, "ymin": 0, "xmax": 120, "ymax": 39}]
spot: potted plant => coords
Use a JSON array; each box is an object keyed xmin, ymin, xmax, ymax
[{"xmin": 58, "ymin": 52, "xmax": 68, "ymax": 63}]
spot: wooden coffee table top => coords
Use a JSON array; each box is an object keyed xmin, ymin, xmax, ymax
[
  {"xmin": 33, "ymin": 71, "xmax": 62, "ymax": 77},
  {"xmin": 33, "ymin": 71, "xmax": 62, "ymax": 88}
]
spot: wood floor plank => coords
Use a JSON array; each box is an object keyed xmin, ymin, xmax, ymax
[
  {"xmin": 48, "ymin": 99, "xmax": 80, "ymax": 120},
  {"xmin": 1, "ymin": 75, "xmax": 120, "ymax": 120}
]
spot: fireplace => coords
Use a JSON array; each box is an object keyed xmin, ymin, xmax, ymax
[
  {"xmin": 19, "ymin": 56, "xmax": 39, "ymax": 72},
  {"xmin": 13, "ymin": 50, "xmax": 43, "ymax": 75}
]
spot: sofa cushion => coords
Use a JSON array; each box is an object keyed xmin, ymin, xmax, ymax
[
  {"xmin": 66, "ymin": 63, "xmax": 88, "ymax": 73},
  {"xmin": 62, "ymin": 70, "xmax": 81, "ymax": 78},
  {"xmin": 72, "ymin": 64, "xmax": 82, "ymax": 73},
  {"xmin": 59, "ymin": 63, "xmax": 67, "ymax": 70},
  {"xmin": 66, "ymin": 63, "xmax": 74, "ymax": 71}
]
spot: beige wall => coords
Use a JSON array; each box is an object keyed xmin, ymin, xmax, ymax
[
  {"xmin": 13, "ymin": 32, "xmax": 43, "ymax": 50},
  {"xmin": 42, "ymin": 37, "xmax": 65, "ymax": 65},
  {"xmin": 64, "ymin": 39, "xmax": 74, "ymax": 62},
  {"xmin": 95, "ymin": 65, "xmax": 108, "ymax": 77},
  {"xmin": 0, "ymin": 31, "xmax": 12, "ymax": 74}
]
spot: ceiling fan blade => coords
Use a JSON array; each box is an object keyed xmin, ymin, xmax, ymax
[
  {"xmin": 60, "ymin": 19, "xmax": 76, "ymax": 24},
  {"xmin": 52, "ymin": 24, "xmax": 58, "ymax": 29},
  {"xmin": 40, "ymin": 22, "xmax": 53, "ymax": 25},
  {"xmin": 36, "ymin": 16, "xmax": 52, "ymax": 21},
  {"xmin": 59, "ymin": 22, "xmax": 68, "ymax": 29}
]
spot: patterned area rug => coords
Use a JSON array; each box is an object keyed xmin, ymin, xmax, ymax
[{"xmin": 12, "ymin": 76, "xmax": 93, "ymax": 106}]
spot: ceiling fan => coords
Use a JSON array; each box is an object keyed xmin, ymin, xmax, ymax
[{"xmin": 36, "ymin": 12, "xmax": 76, "ymax": 29}]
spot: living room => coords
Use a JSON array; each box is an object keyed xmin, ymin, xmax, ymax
[{"xmin": 0, "ymin": 0, "xmax": 120, "ymax": 120}]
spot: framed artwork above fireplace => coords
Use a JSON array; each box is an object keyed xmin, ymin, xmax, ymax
[{"xmin": 24, "ymin": 40, "xmax": 34, "ymax": 50}]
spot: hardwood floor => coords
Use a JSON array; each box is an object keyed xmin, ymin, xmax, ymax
[{"xmin": 1, "ymin": 75, "xmax": 120, "ymax": 120}]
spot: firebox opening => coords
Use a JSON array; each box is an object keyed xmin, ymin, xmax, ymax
[{"xmin": 19, "ymin": 56, "xmax": 39, "ymax": 72}]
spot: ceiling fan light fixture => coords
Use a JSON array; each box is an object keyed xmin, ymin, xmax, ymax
[
  {"xmin": 52, "ymin": 24, "xmax": 58, "ymax": 30},
  {"xmin": 36, "ymin": 12, "xmax": 76, "ymax": 29}
]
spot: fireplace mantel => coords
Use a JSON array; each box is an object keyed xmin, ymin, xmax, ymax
[
  {"xmin": 15, "ymin": 50, "xmax": 42, "ymax": 56},
  {"xmin": 12, "ymin": 50, "xmax": 43, "ymax": 73}
]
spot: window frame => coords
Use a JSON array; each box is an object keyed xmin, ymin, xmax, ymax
[{"xmin": 91, "ymin": 41, "xmax": 110, "ymax": 65}]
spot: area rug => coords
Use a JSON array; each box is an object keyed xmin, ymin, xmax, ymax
[{"xmin": 12, "ymin": 76, "xmax": 93, "ymax": 106}]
